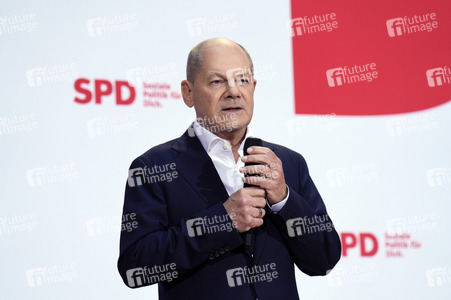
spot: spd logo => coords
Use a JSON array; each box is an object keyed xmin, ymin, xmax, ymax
[{"xmin": 74, "ymin": 78, "xmax": 136, "ymax": 105}]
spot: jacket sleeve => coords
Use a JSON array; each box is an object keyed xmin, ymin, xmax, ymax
[
  {"xmin": 267, "ymin": 154, "xmax": 341, "ymax": 276},
  {"xmin": 117, "ymin": 157, "xmax": 244, "ymax": 288}
]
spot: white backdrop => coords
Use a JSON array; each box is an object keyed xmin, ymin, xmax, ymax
[{"xmin": 1, "ymin": 0, "xmax": 450, "ymax": 299}]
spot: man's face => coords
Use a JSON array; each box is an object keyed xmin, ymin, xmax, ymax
[{"xmin": 183, "ymin": 44, "xmax": 256, "ymax": 135}]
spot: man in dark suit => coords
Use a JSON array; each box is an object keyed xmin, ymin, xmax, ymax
[{"xmin": 118, "ymin": 37, "xmax": 341, "ymax": 299}]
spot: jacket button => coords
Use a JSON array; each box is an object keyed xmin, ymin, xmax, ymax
[
  {"xmin": 215, "ymin": 251, "xmax": 220, "ymax": 257},
  {"xmin": 209, "ymin": 253, "xmax": 215, "ymax": 260},
  {"xmin": 220, "ymin": 248, "xmax": 225, "ymax": 254},
  {"xmin": 225, "ymin": 246, "xmax": 230, "ymax": 251}
]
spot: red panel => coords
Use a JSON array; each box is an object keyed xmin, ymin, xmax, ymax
[{"xmin": 291, "ymin": 0, "xmax": 451, "ymax": 115}]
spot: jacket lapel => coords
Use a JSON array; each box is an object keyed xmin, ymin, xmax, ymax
[{"xmin": 171, "ymin": 129, "xmax": 229, "ymax": 207}]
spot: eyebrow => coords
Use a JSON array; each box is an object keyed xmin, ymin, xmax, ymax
[
  {"xmin": 207, "ymin": 71, "xmax": 226, "ymax": 78},
  {"xmin": 207, "ymin": 70, "xmax": 252, "ymax": 78}
]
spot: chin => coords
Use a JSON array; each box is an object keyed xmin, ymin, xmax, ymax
[{"xmin": 232, "ymin": 119, "xmax": 250, "ymax": 132}]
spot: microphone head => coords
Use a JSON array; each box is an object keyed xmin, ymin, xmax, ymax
[
  {"xmin": 242, "ymin": 137, "xmax": 263, "ymax": 195},
  {"xmin": 244, "ymin": 137, "xmax": 262, "ymax": 156}
]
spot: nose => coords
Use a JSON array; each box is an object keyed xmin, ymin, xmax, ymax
[{"xmin": 225, "ymin": 78, "xmax": 241, "ymax": 99}]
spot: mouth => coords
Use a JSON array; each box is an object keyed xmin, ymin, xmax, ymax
[{"xmin": 221, "ymin": 106, "xmax": 243, "ymax": 112}]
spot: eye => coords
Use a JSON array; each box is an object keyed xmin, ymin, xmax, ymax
[
  {"xmin": 237, "ymin": 77, "xmax": 250, "ymax": 85},
  {"xmin": 210, "ymin": 79, "xmax": 223, "ymax": 86}
]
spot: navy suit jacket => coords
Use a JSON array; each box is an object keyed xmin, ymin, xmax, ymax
[{"xmin": 118, "ymin": 128, "xmax": 341, "ymax": 300}]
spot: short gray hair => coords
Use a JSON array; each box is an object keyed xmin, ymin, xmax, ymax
[{"xmin": 186, "ymin": 39, "xmax": 254, "ymax": 83}]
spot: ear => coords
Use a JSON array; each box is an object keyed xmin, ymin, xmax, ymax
[{"xmin": 181, "ymin": 80, "xmax": 194, "ymax": 108}]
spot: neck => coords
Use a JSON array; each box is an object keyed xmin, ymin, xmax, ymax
[{"xmin": 214, "ymin": 127, "xmax": 247, "ymax": 162}]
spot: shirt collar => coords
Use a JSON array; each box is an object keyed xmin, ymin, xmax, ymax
[{"xmin": 193, "ymin": 120, "xmax": 255, "ymax": 155}]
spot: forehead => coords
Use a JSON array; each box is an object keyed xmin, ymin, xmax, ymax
[{"xmin": 200, "ymin": 45, "xmax": 250, "ymax": 75}]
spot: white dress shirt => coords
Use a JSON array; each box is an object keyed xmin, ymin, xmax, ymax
[{"xmin": 193, "ymin": 121, "xmax": 287, "ymax": 213}]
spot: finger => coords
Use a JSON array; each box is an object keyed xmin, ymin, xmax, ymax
[
  {"xmin": 244, "ymin": 178, "xmax": 285, "ymax": 200},
  {"xmin": 241, "ymin": 154, "xmax": 269, "ymax": 165},
  {"xmin": 242, "ymin": 186, "xmax": 266, "ymax": 197},
  {"xmin": 243, "ymin": 175, "xmax": 276, "ymax": 187},
  {"xmin": 242, "ymin": 160, "xmax": 282, "ymax": 178},
  {"xmin": 260, "ymin": 207, "xmax": 266, "ymax": 218},
  {"xmin": 250, "ymin": 217, "xmax": 264, "ymax": 229},
  {"xmin": 248, "ymin": 197, "xmax": 267, "ymax": 208},
  {"xmin": 242, "ymin": 147, "xmax": 282, "ymax": 169},
  {"xmin": 252, "ymin": 207, "xmax": 266, "ymax": 219},
  {"xmin": 242, "ymin": 175, "xmax": 262, "ymax": 187},
  {"xmin": 245, "ymin": 146, "xmax": 272, "ymax": 155},
  {"xmin": 240, "ymin": 165, "xmax": 270, "ymax": 176},
  {"xmin": 252, "ymin": 207, "xmax": 261, "ymax": 218},
  {"xmin": 245, "ymin": 147, "xmax": 279, "ymax": 162}
]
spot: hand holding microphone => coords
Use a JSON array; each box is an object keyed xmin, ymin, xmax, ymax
[
  {"xmin": 223, "ymin": 137, "xmax": 287, "ymax": 235},
  {"xmin": 240, "ymin": 138, "xmax": 287, "ymax": 206},
  {"xmin": 223, "ymin": 138, "xmax": 266, "ymax": 235}
]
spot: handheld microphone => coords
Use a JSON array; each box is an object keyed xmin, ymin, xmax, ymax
[{"xmin": 243, "ymin": 137, "xmax": 263, "ymax": 251}]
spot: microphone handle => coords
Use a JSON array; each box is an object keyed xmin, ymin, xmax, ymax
[
  {"xmin": 243, "ymin": 165, "xmax": 259, "ymax": 251},
  {"xmin": 242, "ymin": 138, "xmax": 262, "ymax": 253}
]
